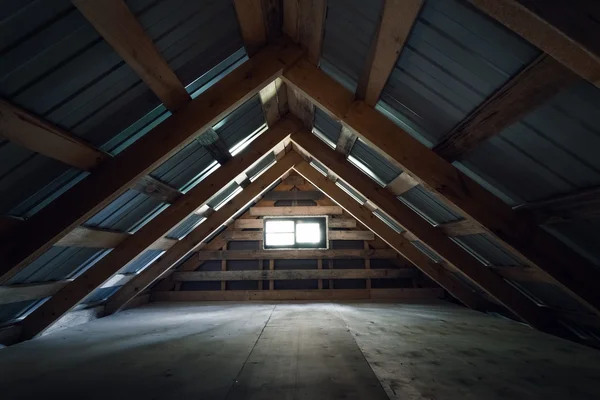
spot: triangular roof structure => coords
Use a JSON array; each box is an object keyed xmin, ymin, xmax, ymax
[{"xmin": 1, "ymin": 0, "xmax": 600, "ymax": 349}]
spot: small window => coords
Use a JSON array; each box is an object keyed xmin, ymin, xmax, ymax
[{"xmin": 264, "ymin": 217, "xmax": 328, "ymax": 249}]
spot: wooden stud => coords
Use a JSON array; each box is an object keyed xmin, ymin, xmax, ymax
[
  {"xmin": 356, "ymin": 0, "xmax": 423, "ymax": 106},
  {"xmin": 364, "ymin": 241, "xmax": 372, "ymax": 289},
  {"xmin": 221, "ymin": 243, "xmax": 227, "ymax": 291},
  {"xmin": 0, "ymin": 44, "xmax": 303, "ymax": 284},
  {"xmin": 317, "ymin": 258, "xmax": 323, "ymax": 289},
  {"xmin": 73, "ymin": 0, "xmax": 190, "ymax": 111},
  {"xmin": 468, "ymin": 0, "xmax": 600, "ymax": 88},
  {"xmin": 433, "ymin": 55, "xmax": 578, "ymax": 161},
  {"xmin": 17, "ymin": 124, "xmax": 300, "ymax": 341},
  {"xmin": 283, "ymin": 59, "xmax": 600, "ymax": 317}
]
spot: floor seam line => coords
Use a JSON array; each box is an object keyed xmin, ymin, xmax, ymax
[{"xmin": 224, "ymin": 304, "xmax": 276, "ymax": 400}]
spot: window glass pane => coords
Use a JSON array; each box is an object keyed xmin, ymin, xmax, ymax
[
  {"xmin": 296, "ymin": 223, "xmax": 321, "ymax": 244},
  {"xmin": 265, "ymin": 220, "xmax": 294, "ymax": 233},
  {"xmin": 265, "ymin": 232, "xmax": 295, "ymax": 246}
]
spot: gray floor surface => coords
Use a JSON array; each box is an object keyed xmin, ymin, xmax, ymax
[{"xmin": 1, "ymin": 301, "xmax": 600, "ymax": 399}]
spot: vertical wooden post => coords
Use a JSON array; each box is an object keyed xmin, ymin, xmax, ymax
[
  {"xmin": 258, "ymin": 239, "xmax": 263, "ymax": 290},
  {"xmin": 221, "ymin": 243, "xmax": 227, "ymax": 291},
  {"xmin": 364, "ymin": 241, "xmax": 371, "ymax": 289},
  {"xmin": 317, "ymin": 258, "xmax": 323, "ymax": 289},
  {"xmin": 269, "ymin": 259, "xmax": 274, "ymax": 290}
]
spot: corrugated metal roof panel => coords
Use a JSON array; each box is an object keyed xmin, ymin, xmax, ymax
[
  {"xmin": 150, "ymin": 140, "xmax": 216, "ymax": 191},
  {"xmin": 321, "ymin": 0, "xmax": 384, "ymax": 91},
  {"xmin": 508, "ymin": 280, "xmax": 590, "ymax": 313},
  {"xmin": 246, "ymin": 152, "xmax": 276, "ymax": 181},
  {"xmin": 451, "ymin": 233, "xmax": 522, "ymax": 266},
  {"xmin": 167, "ymin": 214, "xmax": 205, "ymax": 240},
  {"xmin": 0, "ymin": 299, "xmax": 44, "ymax": 325},
  {"xmin": 313, "ymin": 107, "xmax": 341, "ymax": 147},
  {"xmin": 457, "ymin": 80, "xmax": 600, "ymax": 205},
  {"xmin": 373, "ymin": 209, "xmax": 404, "ymax": 233},
  {"xmin": 216, "ymin": 95, "xmax": 265, "ymax": 152},
  {"xmin": 127, "ymin": 0, "xmax": 244, "ymax": 88},
  {"xmin": 543, "ymin": 217, "xmax": 600, "ymax": 268},
  {"xmin": 119, "ymin": 249, "xmax": 165, "ymax": 274},
  {"xmin": 399, "ymin": 185, "xmax": 462, "ymax": 225},
  {"xmin": 207, "ymin": 182, "xmax": 241, "ymax": 209},
  {"xmin": 412, "ymin": 241, "xmax": 442, "ymax": 262},
  {"xmin": 85, "ymin": 189, "xmax": 167, "ymax": 233},
  {"xmin": 81, "ymin": 286, "xmax": 121, "ymax": 305},
  {"xmin": 349, "ymin": 139, "xmax": 402, "ymax": 185},
  {"xmin": 379, "ymin": 0, "xmax": 540, "ymax": 147},
  {"xmin": 6, "ymin": 247, "xmax": 109, "ymax": 285},
  {"xmin": 336, "ymin": 180, "xmax": 367, "ymax": 205}
]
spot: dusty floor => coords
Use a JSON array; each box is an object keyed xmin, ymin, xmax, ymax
[{"xmin": 1, "ymin": 301, "xmax": 600, "ymax": 399}]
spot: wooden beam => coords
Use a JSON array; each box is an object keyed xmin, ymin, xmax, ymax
[
  {"xmin": 335, "ymin": 126, "xmax": 357, "ymax": 156},
  {"xmin": 197, "ymin": 248, "xmax": 396, "ymax": 260},
  {"xmin": 385, "ymin": 172, "xmax": 419, "ymax": 196},
  {"xmin": 102, "ymin": 152, "xmax": 303, "ymax": 316},
  {"xmin": 293, "ymin": 160, "xmax": 489, "ymax": 312},
  {"xmin": 433, "ymin": 55, "xmax": 578, "ymax": 161},
  {"xmin": 234, "ymin": 0, "xmax": 268, "ymax": 56},
  {"xmin": 131, "ymin": 175, "xmax": 183, "ymax": 204},
  {"xmin": 283, "ymin": 57, "xmax": 600, "ymax": 318},
  {"xmin": 0, "ymin": 43, "xmax": 303, "ymax": 284},
  {"xmin": 153, "ymin": 288, "xmax": 444, "ymax": 302},
  {"xmin": 234, "ymin": 217, "xmax": 356, "ymax": 229},
  {"xmin": 287, "ymin": 85, "xmax": 314, "ymax": 128},
  {"xmin": 0, "ymin": 281, "xmax": 69, "ymax": 305},
  {"xmin": 516, "ymin": 185, "xmax": 600, "ymax": 225},
  {"xmin": 293, "ymin": 134, "xmax": 568, "ymax": 329},
  {"xmin": 0, "ymin": 100, "xmax": 108, "ymax": 170},
  {"xmin": 17, "ymin": 120, "xmax": 299, "ymax": 341},
  {"xmin": 172, "ymin": 268, "xmax": 415, "ymax": 281},
  {"xmin": 491, "ymin": 266, "xmax": 554, "ymax": 284},
  {"xmin": 73, "ymin": 0, "xmax": 190, "ymax": 111},
  {"xmin": 283, "ymin": 0, "xmax": 327, "ymax": 65},
  {"xmin": 356, "ymin": 0, "xmax": 423, "ymax": 106},
  {"xmin": 262, "ymin": 190, "xmax": 323, "ymax": 201},
  {"xmin": 437, "ymin": 219, "xmax": 485, "ymax": 237},
  {"xmin": 223, "ymin": 230, "xmax": 374, "ymax": 241},
  {"xmin": 259, "ymin": 78, "xmax": 288, "ymax": 127},
  {"xmin": 468, "ymin": 0, "xmax": 600, "ymax": 88},
  {"xmin": 195, "ymin": 128, "xmax": 231, "ymax": 165},
  {"xmin": 249, "ymin": 205, "xmax": 342, "ymax": 216}
]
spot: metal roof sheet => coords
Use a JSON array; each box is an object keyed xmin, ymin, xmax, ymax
[
  {"xmin": 336, "ymin": 180, "xmax": 367, "ymax": 205},
  {"xmin": 0, "ymin": 299, "xmax": 44, "ymax": 325},
  {"xmin": 399, "ymin": 184, "xmax": 462, "ymax": 225},
  {"xmin": 150, "ymin": 141, "xmax": 216, "ymax": 191},
  {"xmin": 118, "ymin": 249, "xmax": 165, "ymax": 275},
  {"xmin": 457, "ymin": 80, "xmax": 600, "ymax": 205},
  {"xmin": 543, "ymin": 218, "xmax": 600, "ymax": 268},
  {"xmin": 85, "ymin": 189, "xmax": 167, "ymax": 233},
  {"xmin": 207, "ymin": 182, "xmax": 241, "ymax": 209},
  {"xmin": 412, "ymin": 240, "xmax": 443, "ymax": 262},
  {"xmin": 451, "ymin": 233, "xmax": 522, "ymax": 266},
  {"xmin": 81, "ymin": 286, "xmax": 120, "ymax": 305},
  {"xmin": 167, "ymin": 214, "xmax": 206, "ymax": 240},
  {"xmin": 313, "ymin": 107, "xmax": 341, "ymax": 147},
  {"xmin": 215, "ymin": 95, "xmax": 266, "ymax": 152},
  {"xmin": 378, "ymin": 0, "xmax": 539, "ymax": 147},
  {"xmin": 321, "ymin": 0, "xmax": 384, "ymax": 91},
  {"xmin": 509, "ymin": 280, "xmax": 590, "ymax": 313},
  {"xmin": 349, "ymin": 139, "xmax": 402, "ymax": 185},
  {"xmin": 246, "ymin": 152, "xmax": 276, "ymax": 181}
]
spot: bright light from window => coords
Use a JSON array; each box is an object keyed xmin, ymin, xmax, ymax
[
  {"xmin": 295, "ymin": 223, "xmax": 321, "ymax": 243},
  {"xmin": 265, "ymin": 220, "xmax": 294, "ymax": 233},
  {"xmin": 265, "ymin": 220, "xmax": 295, "ymax": 247},
  {"xmin": 265, "ymin": 232, "xmax": 295, "ymax": 246}
]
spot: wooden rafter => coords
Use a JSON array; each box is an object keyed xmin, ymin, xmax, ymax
[
  {"xmin": 0, "ymin": 42, "xmax": 303, "ymax": 285},
  {"xmin": 234, "ymin": 0, "xmax": 268, "ymax": 56},
  {"xmin": 356, "ymin": 0, "xmax": 423, "ymax": 106},
  {"xmin": 468, "ymin": 0, "xmax": 600, "ymax": 88},
  {"xmin": 292, "ymin": 132, "xmax": 555, "ymax": 329},
  {"xmin": 283, "ymin": 0, "xmax": 327, "ymax": 65},
  {"xmin": 293, "ymin": 160, "xmax": 488, "ymax": 312},
  {"xmin": 282, "ymin": 57, "xmax": 600, "ymax": 317},
  {"xmin": 433, "ymin": 55, "xmax": 578, "ymax": 161},
  {"xmin": 103, "ymin": 151, "xmax": 303, "ymax": 315},
  {"xmin": 17, "ymin": 119, "xmax": 300, "ymax": 341},
  {"xmin": 73, "ymin": 0, "xmax": 190, "ymax": 111}
]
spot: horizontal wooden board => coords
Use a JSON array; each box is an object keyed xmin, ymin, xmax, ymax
[
  {"xmin": 222, "ymin": 230, "xmax": 374, "ymax": 241},
  {"xmin": 249, "ymin": 206, "xmax": 342, "ymax": 216},
  {"xmin": 172, "ymin": 268, "xmax": 416, "ymax": 281},
  {"xmin": 152, "ymin": 288, "xmax": 444, "ymax": 302},
  {"xmin": 197, "ymin": 249, "xmax": 397, "ymax": 260},
  {"xmin": 235, "ymin": 218, "xmax": 356, "ymax": 229}
]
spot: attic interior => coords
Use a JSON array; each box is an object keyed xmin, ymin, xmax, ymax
[{"xmin": 1, "ymin": 0, "xmax": 600, "ymax": 398}]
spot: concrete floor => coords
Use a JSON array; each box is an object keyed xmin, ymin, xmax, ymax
[{"xmin": 1, "ymin": 301, "xmax": 600, "ymax": 399}]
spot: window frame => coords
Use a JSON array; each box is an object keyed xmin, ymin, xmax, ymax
[{"xmin": 263, "ymin": 216, "xmax": 328, "ymax": 250}]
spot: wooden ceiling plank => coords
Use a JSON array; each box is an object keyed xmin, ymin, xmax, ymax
[
  {"xmin": 433, "ymin": 55, "xmax": 578, "ymax": 161},
  {"xmin": 293, "ymin": 160, "xmax": 488, "ymax": 312},
  {"xmin": 0, "ymin": 42, "xmax": 302, "ymax": 284},
  {"xmin": 102, "ymin": 151, "xmax": 302, "ymax": 316},
  {"xmin": 356, "ymin": 0, "xmax": 423, "ymax": 106},
  {"xmin": 468, "ymin": 0, "xmax": 600, "ymax": 88},
  {"xmin": 73, "ymin": 0, "xmax": 190, "ymax": 111},
  {"xmin": 17, "ymin": 118, "xmax": 300, "ymax": 341},
  {"xmin": 292, "ymin": 133, "xmax": 554, "ymax": 329},
  {"xmin": 283, "ymin": 58, "xmax": 600, "ymax": 317}
]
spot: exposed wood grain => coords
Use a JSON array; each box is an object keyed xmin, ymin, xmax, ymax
[
  {"xmin": 437, "ymin": 219, "xmax": 485, "ymax": 237},
  {"xmin": 262, "ymin": 190, "xmax": 323, "ymax": 201},
  {"xmin": 234, "ymin": 0, "xmax": 267, "ymax": 55},
  {"xmin": 259, "ymin": 78, "xmax": 288, "ymax": 127},
  {"xmin": 356, "ymin": 0, "xmax": 423, "ymax": 106},
  {"xmin": 283, "ymin": 58, "xmax": 600, "ymax": 317},
  {"xmin": 73, "ymin": 0, "xmax": 190, "ymax": 110},
  {"xmin": 335, "ymin": 126, "xmax": 357, "ymax": 156},
  {"xmin": 469, "ymin": 0, "xmax": 600, "ymax": 88},
  {"xmin": 172, "ymin": 268, "xmax": 415, "ymax": 281},
  {"xmin": 131, "ymin": 175, "xmax": 183, "ymax": 204},
  {"xmin": 283, "ymin": 0, "xmax": 327, "ymax": 65},
  {"xmin": 17, "ymin": 119, "xmax": 300, "ymax": 341},
  {"xmin": 152, "ymin": 288, "xmax": 444, "ymax": 302},
  {"xmin": 0, "ymin": 42, "xmax": 303, "ymax": 285},
  {"xmin": 234, "ymin": 217, "xmax": 356, "ymax": 229},
  {"xmin": 516, "ymin": 185, "xmax": 600, "ymax": 224},
  {"xmin": 249, "ymin": 205, "xmax": 342, "ymax": 216},
  {"xmin": 0, "ymin": 281, "xmax": 70, "ymax": 305},
  {"xmin": 197, "ymin": 248, "xmax": 396, "ymax": 260},
  {"xmin": 222, "ymin": 230, "xmax": 373, "ymax": 241},
  {"xmin": 433, "ymin": 55, "xmax": 578, "ymax": 161},
  {"xmin": 0, "ymin": 100, "xmax": 108, "ymax": 170}
]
